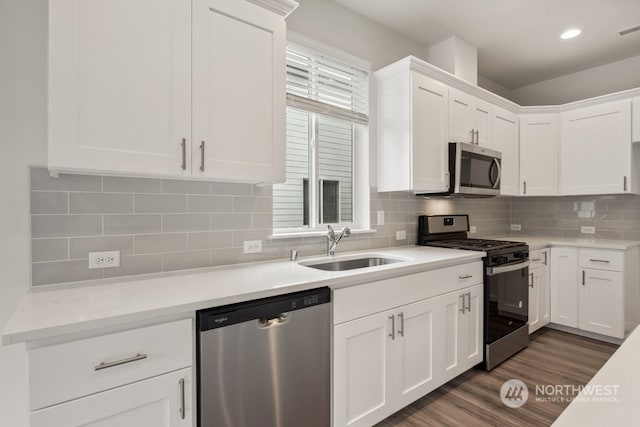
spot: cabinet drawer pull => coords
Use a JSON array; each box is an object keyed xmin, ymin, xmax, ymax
[
  {"xmin": 389, "ymin": 315, "xmax": 395, "ymax": 340},
  {"xmin": 474, "ymin": 129, "xmax": 479, "ymax": 144},
  {"xmin": 543, "ymin": 251, "xmax": 548, "ymax": 266},
  {"xmin": 529, "ymin": 272, "xmax": 534, "ymax": 288},
  {"xmin": 624, "ymin": 176, "xmax": 628, "ymax": 192},
  {"xmin": 179, "ymin": 378, "xmax": 186, "ymax": 420},
  {"xmin": 523, "ymin": 181, "xmax": 527, "ymax": 194},
  {"xmin": 531, "ymin": 258, "xmax": 542, "ymax": 262},
  {"xmin": 589, "ymin": 259, "xmax": 610, "ymax": 263},
  {"xmin": 469, "ymin": 129, "xmax": 474, "ymax": 144},
  {"xmin": 94, "ymin": 353, "xmax": 147, "ymax": 371},
  {"xmin": 582, "ymin": 270, "xmax": 586, "ymax": 286},
  {"xmin": 397, "ymin": 312, "xmax": 404, "ymax": 337},
  {"xmin": 199, "ymin": 141, "xmax": 205, "ymax": 172},
  {"xmin": 466, "ymin": 292, "xmax": 471, "ymax": 312},
  {"xmin": 460, "ymin": 294, "xmax": 466, "ymax": 314},
  {"xmin": 180, "ymin": 139, "xmax": 186, "ymax": 170},
  {"xmin": 458, "ymin": 274, "xmax": 473, "ymax": 280}
]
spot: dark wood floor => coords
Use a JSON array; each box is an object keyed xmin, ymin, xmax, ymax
[{"xmin": 376, "ymin": 328, "xmax": 618, "ymax": 427}]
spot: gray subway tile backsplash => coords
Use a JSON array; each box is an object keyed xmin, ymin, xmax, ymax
[
  {"xmin": 28, "ymin": 167, "xmax": 521, "ymax": 286},
  {"xmin": 31, "ymin": 192, "xmax": 68, "ymax": 214},
  {"xmin": 69, "ymin": 192, "xmax": 133, "ymax": 214},
  {"xmin": 32, "ymin": 215, "xmax": 102, "ymax": 238}
]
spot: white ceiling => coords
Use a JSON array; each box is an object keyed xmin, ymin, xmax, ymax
[{"xmin": 333, "ymin": 0, "xmax": 640, "ymax": 89}]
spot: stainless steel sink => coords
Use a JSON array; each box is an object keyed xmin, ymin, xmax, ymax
[{"xmin": 302, "ymin": 256, "xmax": 404, "ymax": 271}]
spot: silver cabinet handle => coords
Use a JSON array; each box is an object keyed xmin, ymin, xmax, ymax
[
  {"xmin": 199, "ymin": 141, "xmax": 205, "ymax": 172},
  {"xmin": 389, "ymin": 315, "xmax": 395, "ymax": 340},
  {"xmin": 469, "ymin": 129, "xmax": 474, "ymax": 144},
  {"xmin": 398, "ymin": 312, "xmax": 404, "ymax": 337},
  {"xmin": 624, "ymin": 176, "xmax": 628, "ymax": 191},
  {"xmin": 543, "ymin": 251, "xmax": 548, "ymax": 266},
  {"xmin": 582, "ymin": 270, "xmax": 586, "ymax": 286},
  {"xmin": 529, "ymin": 272, "xmax": 534, "ymax": 288},
  {"xmin": 180, "ymin": 139, "xmax": 186, "ymax": 170},
  {"xmin": 95, "ymin": 353, "xmax": 147, "ymax": 371},
  {"xmin": 474, "ymin": 129, "xmax": 479, "ymax": 144},
  {"xmin": 179, "ymin": 378, "xmax": 186, "ymax": 420},
  {"xmin": 458, "ymin": 274, "xmax": 473, "ymax": 280},
  {"xmin": 460, "ymin": 294, "xmax": 466, "ymax": 314},
  {"xmin": 589, "ymin": 259, "xmax": 610, "ymax": 263},
  {"xmin": 523, "ymin": 180, "xmax": 527, "ymax": 194},
  {"xmin": 467, "ymin": 292, "xmax": 472, "ymax": 312}
]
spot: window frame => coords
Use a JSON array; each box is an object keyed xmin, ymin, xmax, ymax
[{"xmin": 271, "ymin": 35, "xmax": 371, "ymax": 237}]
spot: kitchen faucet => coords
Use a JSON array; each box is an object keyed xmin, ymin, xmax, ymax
[{"xmin": 327, "ymin": 225, "xmax": 351, "ymax": 256}]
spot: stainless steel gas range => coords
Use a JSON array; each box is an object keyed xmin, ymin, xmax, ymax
[{"xmin": 418, "ymin": 214, "xmax": 530, "ymax": 370}]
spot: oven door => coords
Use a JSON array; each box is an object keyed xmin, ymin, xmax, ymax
[
  {"xmin": 453, "ymin": 142, "xmax": 502, "ymax": 196},
  {"xmin": 485, "ymin": 260, "xmax": 529, "ymax": 343}
]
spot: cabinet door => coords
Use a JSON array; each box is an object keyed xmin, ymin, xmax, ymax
[
  {"xmin": 411, "ymin": 73, "xmax": 450, "ymax": 192},
  {"xmin": 519, "ymin": 114, "xmax": 559, "ymax": 195},
  {"xmin": 395, "ymin": 298, "xmax": 439, "ymax": 408},
  {"xmin": 579, "ymin": 269, "xmax": 624, "ymax": 338},
  {"xmin": 333, "ymin": 311, "xmax": 395, "ymax": 427},
  {"xmin": 30, "ymin": 368, "xmax": 192, "ymax": 427},
  {"xmin": 193, "ymin": 0, "xmax": 286, "ymax": 183},
  {"xmin": 473, "ymin": 99, "xmax": 492, "ymax": 147},
  {"xmin": 48, "ymin": 0, "xmax": 191, "ymax": 176},
  {"xmin": 550, "ymin": 247, "xmax": 578, "ymax": 328},
  {"xmin": 449, "ymin": 88, "xmax": 474, "ymax": 144},
  {"xmin": 438, "ymin": 289, "xmax": 466, "ymax": 384},
  {"xmin": 492, "ymin": 107, "xmax": 519, "ymax": 195},
  {"xmin": 463, "ymin": 284, "xmax": 483, "ymax": 368},
  {"xmin": 560, "ymin": 101, "xmax": 632, "ymax": 195},
  {"xmin": 539, "ymin": 258, "xmax": 551, "ymax": 329}
]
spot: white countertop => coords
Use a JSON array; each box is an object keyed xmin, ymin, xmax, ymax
[
  {"xmin": 491, "ymin": 235, "xmax": 640, "ymax": 251},
  {"xmin": 1, "ymin": 246, "xmax": 484, "ymax": 345},
  {"xmin": 552, "ymin": 325, "xmax": 640, "ymax": 426}
]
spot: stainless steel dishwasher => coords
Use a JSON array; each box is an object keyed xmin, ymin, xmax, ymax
[{"xmin": 196, "ymin": 287, "xmax": 331, "ymax": 427}]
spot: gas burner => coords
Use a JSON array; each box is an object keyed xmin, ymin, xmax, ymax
[{"xmin": 427, "ymin": 238, "xmax": 524, "ymax": 251}]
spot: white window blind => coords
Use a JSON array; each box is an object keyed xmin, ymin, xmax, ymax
[{"xmin": 286, "ymin": 43, "xmax": 369, "ymax": 125}]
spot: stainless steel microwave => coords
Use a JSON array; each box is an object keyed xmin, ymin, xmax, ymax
[{"xmin": 420, "ymin": 142, "xmax": 502, "ymax": 197}]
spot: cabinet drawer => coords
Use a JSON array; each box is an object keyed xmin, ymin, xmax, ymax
[
  {"xmin": 579, "ymin": 249, "xmax": 623, "ymax": 271},
  {"xmin": 333, "ymin": 270, "xmax": 438, "ymax": 324},
  {"xmin": 439, "ymin": 262, "xmax": 483, "ymax": 294},
  {"xmin": 29, "ymin": 318, "xmax": 192, "ymax": 411},
  {"xmin": 529, "ymin": 249, "xmax": 549, "ymax": 269}
]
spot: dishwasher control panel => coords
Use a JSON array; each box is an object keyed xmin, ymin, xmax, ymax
[{"xmin": 197, "ymin": 287, "xmax": 331, "ymax": 331}]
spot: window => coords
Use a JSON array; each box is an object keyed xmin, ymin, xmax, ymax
[{"xmin": 273, "ymin": 42, "xmax": 369, "ymax": 234}]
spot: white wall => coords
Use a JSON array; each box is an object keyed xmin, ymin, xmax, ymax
[
  {"xmin": 0, "ymin": 0, "xmax": 47, "ymax": 425},
  {"xmin": 511, "ymin": 54, "xmax": 640, "ymax": 106}
]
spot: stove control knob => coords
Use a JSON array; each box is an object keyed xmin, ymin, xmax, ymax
[{"xmin": 514, "ymin": 251, "xmax": 529, "ymax": 260}]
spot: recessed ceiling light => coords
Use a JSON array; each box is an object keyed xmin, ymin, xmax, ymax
[{"xmin": 561, "ymin": 28, "xmax": 582, "ymax": 39}]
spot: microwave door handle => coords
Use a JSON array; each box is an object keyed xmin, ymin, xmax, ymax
[{"xmin": 492, "ymin": 158, "xmax": 501, "ymax": 189}]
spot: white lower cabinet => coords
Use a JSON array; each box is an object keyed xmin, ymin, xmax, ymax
[
  {"xmin": 333, "ymin": 262, "xmax": 483, "ymax": 427},
  {"xmin": 30, "ymin": 368, "xmax": 192, "ymax": 427},
  {"xmin": 438, "ymin": 284, "xmax": 483, "ymax": 384},
  {"xmin": 27, "ymin": 319, "xmax": 193, "ymax": 426},
  {"xmin": 550, "ymin": 246, "xmax": 639, "ymax": 339},
  {"xmin": 528, "ymin": 249, "xmax": 550, "ymax": 333},
  {"xmin": 333, "ymin": 298, "xmax": 439, "ymax": 427}
]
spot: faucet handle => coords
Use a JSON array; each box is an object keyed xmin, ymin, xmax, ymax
[{"xmin": 342, "ymin": 226, "xmax": 351, "ymax": 237}]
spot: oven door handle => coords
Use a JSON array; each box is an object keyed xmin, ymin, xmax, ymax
[{"xmin": 486, "ymin": 260, "xmax": 530, "ymax": 276}]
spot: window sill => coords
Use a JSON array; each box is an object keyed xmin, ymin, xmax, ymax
[{"xmin": 269, "ymin": 229, "xmax": 377, "ymax": 240}]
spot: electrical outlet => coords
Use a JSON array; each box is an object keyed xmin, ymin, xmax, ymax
[
  {"xmin": 581, "ymin": 226, "xmax": 596, "ymax": 234},
  {"xmin": 396, "ymin": 230, "xmax": 406, "ymax": 240},
  {"xmin": 89, "ymin": 251, "xmax": 120, "ymax": 269},
  {"xmin": 377, "ymin": 210, "xmax": 385, "ymax": 225},
  {"xmin": 510, "ymin": 224, "xmax": 522, "ymax": 231},
  {"xmin": 469, "ymin": 225, "xmax": 477, "ymax": 234},
  {"xmin": 243, "ymin": 240, "xmax": 262, "ymax": 254}
]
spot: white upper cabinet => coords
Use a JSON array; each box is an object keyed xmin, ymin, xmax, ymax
[
  {"xmin": 192, "ymin": 0, "xmax": 287, "ymax": 183},
  {"xmin": 492, "ymin": 107, "xmax": 519, "ymax": 195},
  {"xmin": 48, "ymin": 0, "xmax": 192, "ymax": 177},
  {"xmin": 376, "ymin": 68, "xmax": 449, "ymax": 193},
  {"xmin": 519, "ymin": 114, "xmax": 559, "ymax": 196},
  {"xmin": 633, "ymin": 97, "xmax": 640, "ymax": 143},
  {"xmin": 560, "ymin": 100, "xmax": 637, "ymax": 195},
  {"xmin": 449, "ymin": 88, "xmax": 492, "ymax": 146},
  {"xmin": 48, "ymin": 0, "xmax": 294, "ymax": 183}
]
